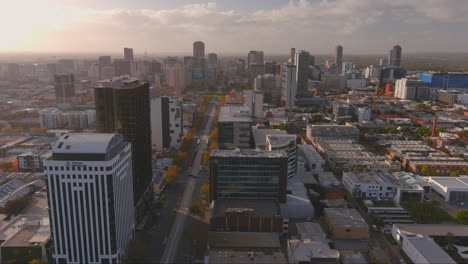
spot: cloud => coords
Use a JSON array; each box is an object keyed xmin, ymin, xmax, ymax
[{"xmin": 1, "ymin": 0, "xmax": 468, "ymax": 53}]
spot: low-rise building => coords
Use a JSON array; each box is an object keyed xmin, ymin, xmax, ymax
[
  {"xmin": 426, "ymin": 176, "xmax": 468, "ymax": 202},
  {"xmin": 297, "ymin": 145, "xmax": 325, "ymax": 173},
  {"xmin": 392, "ymin": 225, "xmax": 456, "ymax": 264},
  {"xmin": 0, "ymin": 217, "xmax": 50, "ymax": 264},
  {"xmin": 342, "ymin": 172, "xmax": 394, "ymax": 198},
  {"xmin": 323, "ymin": 208, "xmax": 369, "ymax": 239},
  {"xmin": 207, "ymin": 232, "xmax": 287, "ymax": 264},
  {"xmin": 287, "ymin": 222, "xmax": 340, "ymax": 264},
  {"xmin": 17, "ymin": 149, "xmax": 51, "ymax": 172},
  {"xmin": 306, "ymin": 124, "xmax": 360, "ymax": 142},
  {"xmin": 210, "ymin": 200, "xmax": 285, "ymax": 233}
]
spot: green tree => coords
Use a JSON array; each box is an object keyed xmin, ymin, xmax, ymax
[
  {"xmin": 420, "ymin": 165, "xmax": 429, "ymax": 175},
  {"xmin": 384, "ymin": 127, "xmax": 398, "ymax": 134},
  {"xmin": 454, "ymin": 209, "xmax": 468, "ymax": 225},
  {"xmin": 450, "ymin": 171, "xmax": 458, "ymax": 177},
  {"xmin": 409, "ymin": 202, "xmax": 453, "ymax": 224}
]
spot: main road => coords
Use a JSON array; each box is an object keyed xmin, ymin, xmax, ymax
[{"xmin": 160, "ymin": 102, "xmax": 216, "ymax": 264}]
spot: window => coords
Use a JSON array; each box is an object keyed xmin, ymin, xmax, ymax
[
  {"xmin": 100, "ymin": 167, "xmax": 104, "ymax": 171},
  {"xmin": 175, "ymin": 124, "xmax": 180, "ymax": 127},
  {"xmin": 171, "ymin": 108, "xmax": 175, "ymax": 112}
]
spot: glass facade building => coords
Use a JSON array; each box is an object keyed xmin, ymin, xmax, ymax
[
  {"xmin": 94, "ymin": 76, "xmax": 152, "ymax": 214},
  {"xmin": 209, "ymin": 149, "xmax": 288, "ymax": 203}
]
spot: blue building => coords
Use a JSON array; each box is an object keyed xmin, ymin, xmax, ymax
[{"xmin": 420, "ymin": 73, "xmax": 468, "ymax": 99}]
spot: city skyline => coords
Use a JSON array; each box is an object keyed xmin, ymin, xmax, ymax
[{"xmin": 2, "ymin": 0, "xmax": 468, "ymax": 54}]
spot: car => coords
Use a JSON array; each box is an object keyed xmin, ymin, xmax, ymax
[
  {"xmin": 400, "ymin": 259, "xmax": 406, "ymax": 264},
  {"xmin": 372, "ymin": 225, "xmax": 379, "ymax": 231}
]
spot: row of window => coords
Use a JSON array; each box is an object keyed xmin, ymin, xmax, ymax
[{"xmin": 48, "ymin": 166, "xmax": 111, "ymax": 172}]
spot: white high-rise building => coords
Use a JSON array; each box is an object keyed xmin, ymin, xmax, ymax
[
  {"xmin": 281, "ymin": 63, "xmax": 297, "ymax": 108},
  {"xmin": 395, "ymin": 78, "xmax": 429, "ymax": 100},
  {"xmin": 151, "ymin": 97, "xmax": 183, "ymax": 151},
  {"xmin": 45, "ymin": 133, "xmax": 135, "ymax": 264},
  {"xmin": 342, "ymin": 62, "xmax": 354, "ymax": 74},
  {"xmin": 244, "ymin": 89, "xmax": 264, "ymax": 118}
]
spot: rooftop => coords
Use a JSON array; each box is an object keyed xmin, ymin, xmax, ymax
[
  {"xmin": 427, "ymin": 176, "xmax": 468, "ymax": 189},
  {"xmin": 344, "ymin": 172, "xmax": 378, "ymax": 185},
  {"xmin": 209, "ymin": 250, "xmax": 287, "ymax": 264},
  {"xmin": 51, "ymin": 133, "xmax": 123, "ymax": 154},
  {"xmin": 406, "ymin": 235, "xmax": 456, "ymax": 264},
  {"xmin": 213, "ymin": 200, "xmax": 281, "ymax": 218},
  {"xmin": 208, "ymin": 232, "xmax": 281, "ymax": 249},
  {"xmin": 324, "ymin": 208, "xmax": 367, "ymax": 228},
  {"xmin": 394, "ymin": 224, "xmax": 468, "ymax": 237},
  {"xmin": 251, "ymin": 127, "xmax": 286, "ymax": 148},
  {"xmin": 210, "ymin": 149, "xmax": 287, "ymax": 158},
  {"xmin": 219, "ymin": 106, "xmax": 251, "ymax": 122},
  {"xmin": 96, "ymin": 75, "xmax": 141, "ymax": 89},
  {"xmin": 266, "ymin": 134, "xmax": 297, "ymax": 147},
  {"xmin": 0, "ymin": 217, "xmax": 50, "ymax": 247}
]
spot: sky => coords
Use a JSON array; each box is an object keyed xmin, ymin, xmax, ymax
[{"xmin": 1, "ymin": 0, "xmax": 468, "ymax": 55}]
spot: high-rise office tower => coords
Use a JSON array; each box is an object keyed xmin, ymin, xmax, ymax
[
  {"xmin": 58, "ymin": 59, "xmax": 76, "ymax": 74},
  {"xmin": 193, "ymin": 41, "xmax": 205, "ymax": 58},
  {"xmin": 247, "ymin": 51, "xmax": 264, "ymax": 67},
  {"xmin": 290, "ymin": 48, "xmax": 296, "ymax": 63},
  {"xmin": 94, "ymin": 76, "xmax": 152, "ymax": 216},
  {"xmin": 294, "ymin": 50, "xmax": 311, "ymax": 97},
  {"xmin": 151, "ymin": 97, "xmax": 183, "ymax": 151},
  {"xmin": 98, "ymin": 56, "xmax": 112, "ymax": 66},
  {"xmin": 124, "ymin": 47, "xmax": 134, "ymax": 61},
  {"xmin": 335, "ymin": 45, "xmax": 343, "ymax": 74},
  {"xmin": 281, "ymin": 63, "xmax": 297, "ymax": 108},
  {"xmin": 389, "ymin": 45, "xmax": 402, "ymax": 67},
  {"xmin": 54, "ymin": 73, "xmax": 75, "ymax": 103},
  {"xmin": 45, "ymin": 133, "xmax": 135, "ymax": 264},
  {"xmin": 114, "ymin": 59, "xmax": 131, "ymax": 76},
  {"xmin": 207, "ymin": 53, "xmax": 218, "ymax": 81},
  {"xmin": 209, "ymin": 149, "xmax": 288, "ymax": 202}
]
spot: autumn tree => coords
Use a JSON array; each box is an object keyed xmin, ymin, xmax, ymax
[
  {"xmin": 190, "ymin": 200, "xmax": 208, "ymax": 218},
  {"xmin": 173, "ymin": 151, "xmax": 188, "ymax": 166},
  {"xmin": 200, "ymin": 184, "xmax": 210, "ymax": 201},
  {"xmin": 164, "ymin": 165, "xmax": 181, "ymax": 185},
  {"xmin": 202, "ymin": 152, "xmax": 210, "ymax": 164},
  {"xmin": 209, "ymin": 142, "xmax": 218, "ymax": 150},
  {"xmin": 210, "ymin": 128, "xmax": 218, "ymax": 142}
]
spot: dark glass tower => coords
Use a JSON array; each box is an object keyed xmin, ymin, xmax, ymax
[
  {"xmin": 389, "ymin": 45, "xmax": 402, "ymax": 67},
  {"xmin": 94, "ymin": 76, "xmax": 152, "ymax": 215},
  {"xmin": 54, "ymin": 73, "xmax": 75, "ymax": 103},
  {"xmin": 335, "ymin": 45, "xmax": 343, "ymax": 74}
]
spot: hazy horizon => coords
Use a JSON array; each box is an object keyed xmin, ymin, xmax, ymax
[{"xmin": 2, "ymin": 0, "xmax": 468, "ymax": 54}]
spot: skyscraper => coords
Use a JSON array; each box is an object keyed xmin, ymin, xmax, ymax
[
  {"xmin": 389, "ymin": 45, "xmax": 402, "ymax": 67},
  {"xmin": 54, "ymin": 73, "xmax": 75, "ymax": 103},
  {"xmin": 247, "ymin": 51, "xmax": 264, "ymax": 67},
  {"xmin": 294, "ymin": 50, "xmax": 311, "ymax": 97},
  {"xmin": 207, "ymin": 53, "xmax": 218, "ymax": 82},
  {"xmin": 290, "ymin": 48, "xmax": 296, "ymax": 64},
  {"xmin": 98, "ymin": 56, "xmax": 112, "ymax": 66},
  {"xmin": 192, "ymin": 41, "xmax": 206, "ymax": 82},
  {"xmin": 193, "ymin": 41, "xmax": 205, "ymax": 58},
  {"xmin": 45, "ymin": 133, "xmax": 135, "ymax": 263},
  {"xmin": 124, "ymin": 47, "xmax": 134, "ymax": 61},
  {"xmin": 114, "ymin": 59, "xmax": 131, "ymax": 76},
  {"xmin": 281, "ymin": 63, "xmax": 297, "ymax": 108},
  {"xmin": 335, "ymin": 45, "xmax": 343, "ymax": 74},
  {"xmin": 94, "ymin": 76, "xmax": 152, "ymax": 216}
]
